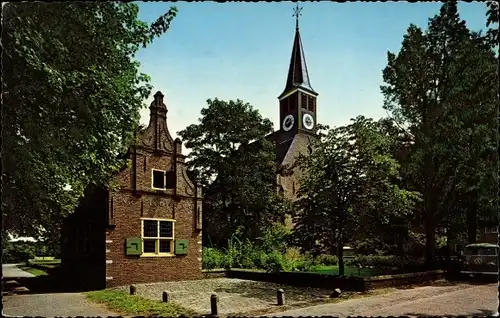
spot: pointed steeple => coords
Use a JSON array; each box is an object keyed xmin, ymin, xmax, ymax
[{"xmin": 278, "ymin": 4, "xmax": 317, "ymax": 99}]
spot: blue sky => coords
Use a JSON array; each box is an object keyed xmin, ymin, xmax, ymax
[{"xmin": 135, "ymin": 1, "xmax": 490, "ymax": 144}]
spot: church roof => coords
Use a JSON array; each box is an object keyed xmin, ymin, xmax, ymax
[{"xmin": 278, "ymin": 27, "xmax": 318, "ymax": 99}]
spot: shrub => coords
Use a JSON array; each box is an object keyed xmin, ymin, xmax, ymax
[
  {"xmin": 250, "ymin": 249, "xmax": 268, "ymax": 269},
  {"xmin": 345, "ymin": 254, "xmax": 425, "ymax": 270},
  {"xmin": 263, "ymin": 251, "xmax": 287, "ymax": 273},
  {"xmin": 260, "ymin": 222, "xmax": 291, "ymax": 253},
  {"xmin": 317, "ymin": 254, "xmax": 338, "ymax": 266},
  {"xmin": 2, "ymin": 240, "xmax": 36, "ymax": 263},
  {"xmin": 202, "ymin": 248, "xmax": 226, "ymax": 269},
  {"xmin": 238, "ymin": 239, "xmax": 257, "ymax": 269}
]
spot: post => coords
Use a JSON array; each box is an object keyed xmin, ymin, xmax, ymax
[
  {"xmin": 129, "ymin": 285, "xmax": 136, "ymax": 295},
  {"xmin": 277, "ymin": 288, "xmax": 285, "ymax": 306},
  {"xmin": 210, "ymin": 293, "xmax": 218, "ymax": 317},
  {"xmin": 162, "ymin": 291, "xmax": 169, "ymax": 303}
]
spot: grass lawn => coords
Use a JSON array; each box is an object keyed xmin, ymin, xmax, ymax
[
  {"xmin": 28, "ymin": 258, "xmax": 61, "ymax": 265},
  {"xmin": 19, "ymin": 265, "xmax": 49, "ymax": 277},
  {"xmin": 86, "ymin": 289, "xmax": 198, "ymax": 317},
  {"xmin": 307, "ymin": 265, "xmax": 386, "ymax": 277}
]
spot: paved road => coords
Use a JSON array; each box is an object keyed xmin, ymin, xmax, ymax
[
  {"xmin": 3, "ymin": 293, "xmax": 117, "ymax": 317},
  {"xmin": 2, "ymin": 264, "xmax": 117, "ymax": 317},
  {"xmin": 275, "ymin": 281, "xmax": 498, "ymax": 317},
  {"xmin": 2, "ymin": 264, "xmax": 35, "ymax": 278}
]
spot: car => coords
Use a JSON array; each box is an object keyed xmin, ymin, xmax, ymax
[{"xmin": 460, "ymin": 243, "xmax": 498, "ymax": 277}]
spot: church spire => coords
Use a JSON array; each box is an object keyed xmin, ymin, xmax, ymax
[{"xmin": 278, "ymin": 3, "xmax": 317, "ymax": 100}]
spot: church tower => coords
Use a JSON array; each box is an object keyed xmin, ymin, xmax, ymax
[
  {"xmin": 267, "ymin": 3, "xmax": 319, "ymax": 209},
  {"xmin": 278, "ymin": 4, "xmax": 318, "ymax": 142}
]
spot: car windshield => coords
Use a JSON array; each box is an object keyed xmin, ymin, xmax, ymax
[{"xmin": 464, "ymin": 246, "xmax": 497, "ymax": 256}]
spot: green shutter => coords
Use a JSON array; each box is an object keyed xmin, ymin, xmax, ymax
[
  {"xmin": 175, "ymin": 239, "xmax": 189, "ymax": 255},
  {"xmin": 126, "ymin": 237, "xmax": 142, "ymax": 255}
]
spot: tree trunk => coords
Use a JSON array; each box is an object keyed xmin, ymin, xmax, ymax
[
  {"xmin": 424, "ymin": 225, "xmax": 436, "ymax": 269},
  {"xmin": 337, "ymin": 214, "xmax": 344, "ymax": 276},
  {"xmin": 445, "ymin": 227, "xmax": 452, "ymax": 270},
  {"xmin": 467, "ymin": 197, "xmax": 477, "ymax": 244},
  {"xmin": 337, "ymin": 241, "xmax": 344, "ymax": 276}
]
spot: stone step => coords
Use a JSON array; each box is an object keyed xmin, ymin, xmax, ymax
[
  {"xmin": 3, "ymin": 280, "xmax": 20, "ymax": 287},
  {"xmin": 10, "ymin": 286, "xmax": 30, "ymax": 294}
]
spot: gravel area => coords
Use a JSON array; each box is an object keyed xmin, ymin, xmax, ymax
[
  {"xmin": 115, "ymin": 278, "xmax": 335, "ymax": 315},
  {"xmin": 276, "ymin": 280, "xmax": 498, "ymax": 317}
]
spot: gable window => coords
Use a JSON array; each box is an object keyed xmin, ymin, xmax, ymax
[
  {"xmin": 141, "ymin": 218, "xmax": 175, "ymax": 256},
  {"xmin": 152, "ymin": 169, "xmax": 176, "ymax": 190},
  {"xmin": 152, "ymin": 169, "xmax": 165, "ymax": 189}
]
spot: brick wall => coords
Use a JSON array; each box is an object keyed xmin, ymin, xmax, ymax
[
  {"xmin": 277, "ymin": 133, "xmax": 318, "ymax": 228},
  {"xmin": 105, "ymin": 91, "xmax": 203, "ymax": 288}
]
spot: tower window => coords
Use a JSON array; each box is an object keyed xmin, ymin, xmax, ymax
[
  {"xmin": 308, "ymin": 97, "xmax": 315, "ymax": 112},
  {"xmin": 301, "ymin": 94, "xmax": 307, "ymax": 110}
]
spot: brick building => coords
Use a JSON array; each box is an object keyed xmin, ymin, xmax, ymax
[{"xmin": 61, "ymin": 91, "xmax": 203, "ymax": 289}]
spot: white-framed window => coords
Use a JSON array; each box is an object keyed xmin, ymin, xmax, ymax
[
  {"xmin": 485, "ymin": 226, "xmax": 498, "ymax": 234},
  {"xmin": 141, "ymin": 218, "xmax": 175, "ymax": 257},
  {"xmin": 152, "ymin": 169, "xmax": 175, "ymax": 190},
  {"xmin": 152, "ymin": 169, "xmax": 166, "ymax": 190}
]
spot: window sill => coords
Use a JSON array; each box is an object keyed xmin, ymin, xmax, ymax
[
  {"xmin": 152, "ymin": 187, "xmax": 167, "ymax": 191},
  {"xmin": 140, "ymin": 253, "xmax": 176, "ymax": 258}
]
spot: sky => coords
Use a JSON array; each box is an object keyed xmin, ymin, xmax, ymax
[{"xmin": 135, "ymin": 1, "xmax": 490, "ymax": 145}]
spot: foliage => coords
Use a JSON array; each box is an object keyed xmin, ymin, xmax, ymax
[
  {"xmin": 2, "ymin": 240, "xmax": 37, "ymax": 263},
  {"xmin": 381, "ymin": 2, "xmax": 498, "ymax": 265},
  {"xmin": 203, "ymin": 223, "xmax": 319, "ymax": 273},
  {"xmin": 316, "ymin": 254, "xmax": 339, "ymax": 266},
  {"xmin": 202, "ymin": 247, "xmax": 227, "ymax": 270},
  {"xmin": 259, "ymin": 222, "xmax": 292, "ymax": 254},
  {"xmin": 345, "ymin": 255, "xmax": 424, "ymax": 270},
  {"xmin": 292, "ymin": 116, "xmax": 420, "ymax": 275},
  {"xmin": 86, "ymin": 289, "xmax": 198, "ymax": 317},
  {"xmin": 2, "ymin": 2, "xmax": 177, "ymax": 237},
  {"xmin": 179, "ymin": 99, "xmax": 292, "ymax": 246},
  {"xmin": 486, "ymin": 1, "xmax": 499, "ymax": 46}
]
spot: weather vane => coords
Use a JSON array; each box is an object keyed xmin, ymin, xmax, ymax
[{"xmin": 292, "ymin": 2, "xmax": 303, "ymax": 29}]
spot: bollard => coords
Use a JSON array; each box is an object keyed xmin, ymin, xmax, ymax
[
  {"xmin": 277, "ymin": 288, "xmax": 285, "ymax": 306},
  {"xmin": 162, "ymin": 291, "xmax": 169, "ymax": 303},
  {"xmin": 129, "ymin": 285, "xmax": 136, "ymax": 295},
  {"xmin": 210, "ymin": 293, "xmax": 218, "ymax": 317}
]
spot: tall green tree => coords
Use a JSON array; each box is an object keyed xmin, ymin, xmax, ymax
[
  {"xmin": 178, "ymin": 98, "xmax": 291, "ymax": 247},
  {"xmin": 381, "ymin": 2, "xmax": 498, "ymax": 265},
  {"xmin": 2, "ymin": 2, "xmax": 178, "ymax": 237},
  {"xmin": 293, "ymin": 116, "xmax": 420, "ymax": 275}
]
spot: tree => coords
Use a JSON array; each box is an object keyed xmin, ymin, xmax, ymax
[
  {"xmin": 486, "ymin": 1, "xmax": 499, "ymax": 46},
  {"xmin": 178, "ymin": 98, "xmax": 291, "ymax": 247},
  {"xmin": 381, "ymin": 2, "xmax": 498, "ymax": 266},
  {"xmin": 293, "ymin": 116, "xmax": 420, "ymax": 275},
  {"xmin": 2, "ymin": 3, "xmax": 177, "ymax": 237}
]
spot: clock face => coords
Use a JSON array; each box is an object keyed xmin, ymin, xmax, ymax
[
  {"xmin": 303, "ymin": 113, "xmax": 314, "ymax": 130},
  {"xmin": 282, "ymin": 114, "xmax": 295, "ymax": 131}
]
